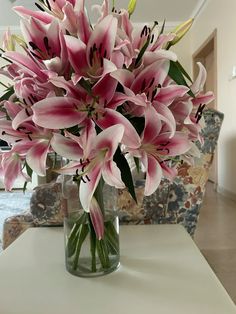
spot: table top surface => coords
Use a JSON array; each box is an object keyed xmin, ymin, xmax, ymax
[{"xmin": 0, "ymin": 224, "xmax": 235, "ymax": 314}]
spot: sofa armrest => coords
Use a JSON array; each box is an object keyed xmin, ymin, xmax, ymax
[{"xmin": 2, "ymin": 212, "xmax": 35, "ymax": 249}]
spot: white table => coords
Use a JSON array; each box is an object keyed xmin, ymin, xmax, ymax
[{"xmin": 0, "ymin": 225, "xmax": 235, "ymax": 314}]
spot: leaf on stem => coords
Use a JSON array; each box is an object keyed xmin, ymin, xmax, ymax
[
  {"xmin": 168, "ymin": 61, "xmax": 194, "ymax": 97},
  {"xmin": 114, "ymin": 147, "xmax": 137, "ymax": 202},
  {"xmin": 0, "ymin": 86, "xmax": 14, "ymax": 102}
]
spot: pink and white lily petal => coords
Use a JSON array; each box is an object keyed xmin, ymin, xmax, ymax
[
  {"xmin": 86, "ymin": 15, "xmax": 118, "ymax": 64},
  {"xmin": 62, "ymin": 2, "xmax": 79, "ymax": 35},
  {"xmin": 97, "ymin": 109, "xmax": 140, "ymax": 148},
  {"xmin": 65, "ymin": 120, "xmax": 96, "ymax": 158},
  {"xmin": 102, "ymin": 160, "xmax": 125, "ymax": 188},
  {"xmin": 131, "ymin": 60, "xmax": 170, "ymax": 94},
  {"xmin": 79, "ymin": 163, "xmax": 102, "ymax": 212},
  {"xmin": 5, "ymin": 51, "xmax": 47, "ymax": 80},
  {"xmin": 153, "ymin": 102, "xmax": 176, "ymax": 137},
  {"xmin": 92, "ymin": 74, "xmax": 118, "ymax": 105},
  {"xmin": 144, "ymin": 155, "xmax": 162, "ymax": 196},
  {"xmin": 13, "ymin": 6, "xmax": 53, "ymax": 24},
  {"xmin": 161, "ymin": 162, "xmax": 178, "ymax": 181},
  {"xmin": 92, "ymin": 0, "xmax": 109, "ymax": 23},
  {"xmin": 26, "ymin": 140, "xmax": 50, "ymax": 176},
  {"xmin": 50, "ymin": 133, "xmax": 83, "ymax": 160},
  {"xmin": 32, "ymin": 97, "xmax": 87, "ymax": 129},
  {"xmin": 155, "ymin": 132, "xmax": 191, "ymax": 156},
  {"xmin": 110, "ymin": 69, "xmax": 134, "ymax": 88},
  {"xmin": 4, "ymin": 101, "xmax": 22, "ymax": 119},
  {"xmin": 0, "ymin": 120, "xmax": 28, "ymax": 144},
  {"xmin": 2, "ymin": 153, "xmax": 29, "ymax": 191},
  {"xmin": 12, "ymin": 108, "xmax": 33, "ymax": 130},
  {"xmin": 143, "ymin": 50, "xmax": 177, "ymax": 66},
  {"xmin": 150, "ymin": 33, "xmax": 175, "ymax": 51},
  {"xmin": 64, "ymin": 35, "xmax": 87, "ymax": 75},
  {"xmin": 49, "ymin": 76, "xmax": 87, "ymax": 99},
  {"xmin": 190, "ymin": 62, "xmax": 206, "ymax": 94},
  {"xmin": 192, "ymin": 91, "xmax": 214, "ymax": 106},
  {"xmin": 89, "ymin": 197, "xmax": 104, "ymax": 240},
  {"xmin": 94, "ymin": 124, "xmax": 124, "ymax": 160},
  {"xmin": 155, "ymin": 85, "xmax": 189, "ymax": 106},
  {"xmin": 143, "ymin": 106, "xmax": 162, "ymax": 143}
]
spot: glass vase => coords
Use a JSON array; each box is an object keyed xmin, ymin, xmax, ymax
[{"xmin": 62, "ymin": 176, "xmax": 120, "ymax": 277}]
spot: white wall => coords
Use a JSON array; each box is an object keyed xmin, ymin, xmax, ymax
[{"xmin": 190, "ymin": 0, "xmax": 236, "ymax": 197}]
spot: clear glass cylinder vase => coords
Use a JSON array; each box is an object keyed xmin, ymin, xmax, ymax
[{"xmin": 62, "ymin": 176, "xmax": 120, "ymax": 277}]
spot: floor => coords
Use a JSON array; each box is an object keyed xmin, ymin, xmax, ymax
[{"xmin": 194, "ymin": 182, "xmax": 236, "ymax": 304}]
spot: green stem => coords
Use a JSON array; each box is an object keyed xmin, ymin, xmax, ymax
[
  {"xmin": 72, "ymin": 223, "xmax": 89, "ymax": 270},
  {"xmin": 88, "ymin": 216, "xmax": 97, "ymax": 272},
  {"xmin": 104, "ymin": 221, "xmax": 119, "ymax": 255},
  {"xmin": 96, "ymin": 238, "xmax": 110, "ymax": 269},
  {"xmin": 67, "ymin": 212, "xmax": 87, "ymax": 257}
]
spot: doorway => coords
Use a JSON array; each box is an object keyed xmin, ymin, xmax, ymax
[{"xmin": 193, "ymin": 30, "xmax": 218, "ymax": 184}]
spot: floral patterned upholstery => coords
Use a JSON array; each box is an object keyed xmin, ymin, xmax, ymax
[
  {"xmin": 118, "ymin": 108, "xmax": 224, "ymax": 235},
  {"xmin": 2, "ymin": 108, "xmax": 223, "ymax": 249}
]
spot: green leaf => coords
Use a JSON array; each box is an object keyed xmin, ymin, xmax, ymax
[
  {"xmin": 23, "ymin": 162, "xmax": 33, "ymax": 193},
  {"xmin": 88, "ymin": 216, "xmax": 97, "ymax": 272},
  {"xmin": 94, "ymin": 177, "xmax": 105, "ymax": 214},
  {"xmin": 134, "ymin": 157, "xmax": 140, "ymax": 173},
  {"xmin": 176, "ymin": 60, "xmax": 193, "ymax": 83},
  {"xmin": 135, "ymin": 37, "xmax": 150, "ymax": 67},
  {"xmin": 128, "ymin": 0, "xmax": 137, "ymax": 16},
  {"xmin": 128, "ymin": 116, "xmax": 145, "ymax": 135},
  {"xmin": 113, "ymin": 147, "xmax": 137, "ymax": 202},
  {"xmin": 78, "ymin": 78, "xmax": 92, "ymax": 95},
  {"xmin": 168, "ymin": 61, "xmax": 194, "ymax": 97},
  {"xmin": 0, "ymin": 86, "xmax": 14, "ymax": 102}
]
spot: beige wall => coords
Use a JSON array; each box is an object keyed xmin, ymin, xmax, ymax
[
  {"xmin": 172, "ymin": 31, "xmax": 192, "ymax": 76},
  {"xmin": 191, "ymin": 0, "xmax": 236, "ymax": 197}
]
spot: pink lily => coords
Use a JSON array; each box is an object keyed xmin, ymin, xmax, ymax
[
  {"xmin": 0, "ymin": 99, "xmax": 84, "ymax": 180},
  {"xmin": 56, "ymin": 124, "xmax": 125, "ymax": 211},
  {"xmin": 65, "ymin": 14, "xmax": 118, "ymax": 83},
  {"xmin": 169, "ymin": 62, "xmax": 214, "ymax": 140},
  {"xmin": 0, "ymin": 152, "xmax": 30, "ymax": 191},
  {"xmin": 32, "ymin": 89, "xmax": 141, "ymax": 149},
  {"xmin": 20, "ymin": 18, "xmax": 69, "ymax": 76},
  {"xmin": 129, "ymin": 106, "xmax": 191, "ymax": 196}
]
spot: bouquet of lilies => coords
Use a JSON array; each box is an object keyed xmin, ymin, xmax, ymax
[{"xmin": 0, "ymin": 0, "xmax": 213, "ymax": 274}]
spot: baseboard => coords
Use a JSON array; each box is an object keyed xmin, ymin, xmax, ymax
[{"xmin": 217, "ymin": 186, "xmax": 236, "ymax": 202}]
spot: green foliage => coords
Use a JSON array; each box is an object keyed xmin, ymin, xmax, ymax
[
  {"xmin": 113, "ymin": 147, "xmax": 137, "ymax": 202},
  {"xmin": 23, "ymin": 162, "xmax": 33, "ymax": 193},
  {"xmin": 168, "ymin": 61, "xmax": 194, "ymax": 97},
  {"xmin": 0, "ymin": 86, "xmax": 14, "ymax": 102}
]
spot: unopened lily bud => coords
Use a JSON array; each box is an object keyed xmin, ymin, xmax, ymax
[
  {"xmin": 11, "ymin": 35, "xmax": 27, "ymax": 49},
  {"xmin": 128, "ymin": 0, "xmax": 137, "ymax": 16},
  {"xmin": 169, "ymin": 18, "xmax": 194, "ymax": 47},
  {"xmin": 2, "ymin": 29, "xmax": 15, "ymax": 51}
]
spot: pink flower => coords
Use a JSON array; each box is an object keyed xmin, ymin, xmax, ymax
[
  {"xmin": 129, "ymin": 105, "xmax": 191, "ymax": 196},
  {"xmin": 55, "ymin": 124, "xmax": 125, "ymax": 211}
]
